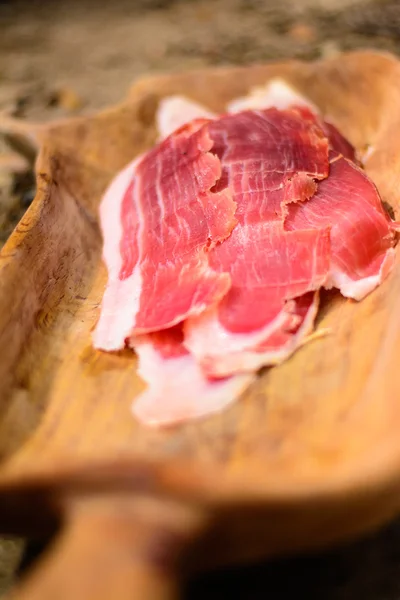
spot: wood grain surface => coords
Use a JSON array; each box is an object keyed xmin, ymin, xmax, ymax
[{"xmin": 1, "ymin": 50, "xmax": 400, "ymax": 598}]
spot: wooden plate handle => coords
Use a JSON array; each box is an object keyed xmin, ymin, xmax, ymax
[{"xmin": 9, "ymin": 493, "xmax": 204, "ymax": 600}]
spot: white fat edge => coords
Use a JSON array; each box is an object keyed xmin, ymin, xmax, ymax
[
  {"xmin": 156, "ymin": 81, "xmax": 317, "ymax": 142},
  {"xmin": 326, "ymin": 248, "xmax": 396, "ymax": 301},
  {"xmin": 194, "ymin": 292, "xmax": 320, "ymax": 377},
  {"xmin": 226, "ymin": 78, "xmax": 320, "ymax": 114},
  {"xmin": 184, "ymin": 303, "xmax": 291, "ymax": 359},
  {"xmin": 93, "ymin": 156, "xmax": 144, "ymax": 351},
  {"xmin": 132, "ymin": 339, "xmax": 253, "ymax": 427},
  {"xmin": 156, "ymin": 95, "xmax": 217, "ymax": 140}
]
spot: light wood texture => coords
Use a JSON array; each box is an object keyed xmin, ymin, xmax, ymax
[{"xmin": 2, "ymin": 50, "xmax": 400, "ymax": 597}]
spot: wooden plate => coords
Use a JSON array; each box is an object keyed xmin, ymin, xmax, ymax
[{"xmin": 2, "ymin": 50, "xmax": 400, "ymax": 599}]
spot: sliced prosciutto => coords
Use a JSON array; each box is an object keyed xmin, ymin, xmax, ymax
[
  {"xmin": 156, "ymin": 91, "xmax": 354, "ymax": 165},
  {"xmin": 156, "ymin": 96, "xmax": 215, "ymax": 140},
  {"xmin": 206, "ymin": 107, "xmax": 329, "ymax": 221},
  {"xmin": 184, "ymin": 85, "xmax": 396, "ymax": 378},
  {"xmin": 226, "ymin": 82, "xmax": 395, "ymax": 301},
  {"xmin": 93, "ymin": 80, "xmax": 398, "ymax": 426},
  {"xmin": 93, "ymin": 119, "xmax": 236, "ymax": 351},
  {"xmin": 184, "ymin": 227, "xmax": 330, "ymax": 377},
  {"xmin": 285, "ymin": 153, "xmax": 397, "ymax": 300},
  {"xmin": 183, "ymin": 108, "xmax": 330, "ymax": 377},
  {"xmin": 228, "ymin": 80, "xmax": 358, "ymax": 164},
  {"xmin": 131, "ymin": 327, "xmax": 252, "ymax": 427},
  {"xmin": 196, "ymin": 292, "xmax": 319, "ymax": 377}
]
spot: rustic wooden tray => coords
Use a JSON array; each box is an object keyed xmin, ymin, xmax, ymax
[{"xmin": 1, "ymin": 50, "xmax": 400, "ymax": 599}]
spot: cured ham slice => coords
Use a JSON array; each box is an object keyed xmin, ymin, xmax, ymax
[
  {"xmin": 184, "ymin": 226, "xmax": 330, "ymax": 377},
  {"xmin": 227, "ymin": 84, "xmax": 391, "ymax": 300},
  {"xmin": 183, "ymin": 109, "xmax": 330, "ymax": 376},
  {"xmin": 131, "ymin": 105, "xmax": 330, "ymax": 420},
  {"xmin": 206, "ymin": 108, "xmax": 329, "ymax": 218},
  {"xmin": 131, "ymin": 327, "xmax": 252, "ymax": 427},
  {"xmin": 94, "ymin": 80, "xmax": 398, "ymax": 426},
  {"xmin": 156, "ymin": 82, "xmax": 357, "ymax": 163},
  {"xmin": 172, "ymin": 93, "xmax": 394, "ymax": 377},
  {"xmin": 184, "ymin": 147, "xmax": 397, "ymax": 377},
  {"xmin": 228, "ymin": 80, "xmax": 358, "ymax": 164},
  {"xmin": 199, "ymin": 226, "xmax": 330, "ymax": 335},
  {"xmin": 156, "ymin": 96, "xmax": 215, "ymax": 140},
  {"xmin": 196, "ymin": 292, "xmax": 319, "ymax": 377},
  {"xmin": 323, "ymin": 122, "xmax": 357, "ymax": 163},
  {"xmin": 93, "ymin": 119, "xmax": 236, "ymax": 351},
  {"xmin": 285, "ymin": 153, "xmax": 397, "ymax": 300}
]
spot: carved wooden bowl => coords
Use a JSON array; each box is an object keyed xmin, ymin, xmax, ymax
[{"xmin": 1, "ymin": 50, "xmax": 400, "ymax": 599}]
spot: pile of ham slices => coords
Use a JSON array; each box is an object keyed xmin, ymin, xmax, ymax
[{"xmin": 93, "ymin": 80, "xmax": 399, "ymax": 427}]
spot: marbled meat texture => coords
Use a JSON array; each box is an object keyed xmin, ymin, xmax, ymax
[{"xmin": 93, "ymin": 119, "xmax": 236, "ymax": 351}]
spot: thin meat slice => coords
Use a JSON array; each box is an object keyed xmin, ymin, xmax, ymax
[
  {"xmin": 225, "ymin": 81, "xmax": 394, "ymax": 300},
  {"xmin": 255, "ymin": 291, "xmax": 319, "ymax": 353},
  {"xmin": 184, "ymin": 228, "xmax": 330, "ymax": 376},
  {"xmin": 294, "ymin": 107, "xmax": 357, "ymax": 164},
  {"xmin": 94, "ymin": 119, "xmax": 236, "ymax": 351},
  {"xmin": 131, "ymin": 327, "xmax": 252, "ymax": 427},
  {"xmin": 285, "ymin": 154, "xmax": 397, "ymax": 299},
  {"xmin": 184, "ymin": 109, "xmax": 331, "ymax": 377},
  {"xmin": 198, "ymin": 292, "xmax": 319, "ymax": 378},
  {"xmin": 156, "ymin": 96, "xmax": 215, "ymax": 140},
  {"xmin": 206, "ymin": 225, "xmax": 330, "ymax": 334},
  {"xmin": 156, "ymin": 81, "xmax": 357, "ymax": 163},
  {"xmin": 227, "ymin": 80, "xmax": 357, "ymax": 163},
  {"xmin": 323, "ymin": 122, "xmax": 358, "ymax": 163},
  {"xmin": 207, "ymin": 108, "xmax": 329, "ymax": 223},
  {"xmin": 97, "ymin": 84, "xmax": 398, "ymax": 427}
]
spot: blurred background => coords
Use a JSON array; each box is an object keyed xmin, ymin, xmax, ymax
[
  {"xmin": 1, "ymin": 0, "xmax": 400, "ymax": 246},
  {"xmin": 1, "ymin": 0, "xmax": 399, "ymax": 243},
  {"xmin": 1, "ymin": 0, "xmax": 400, "ymax": 597}
]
